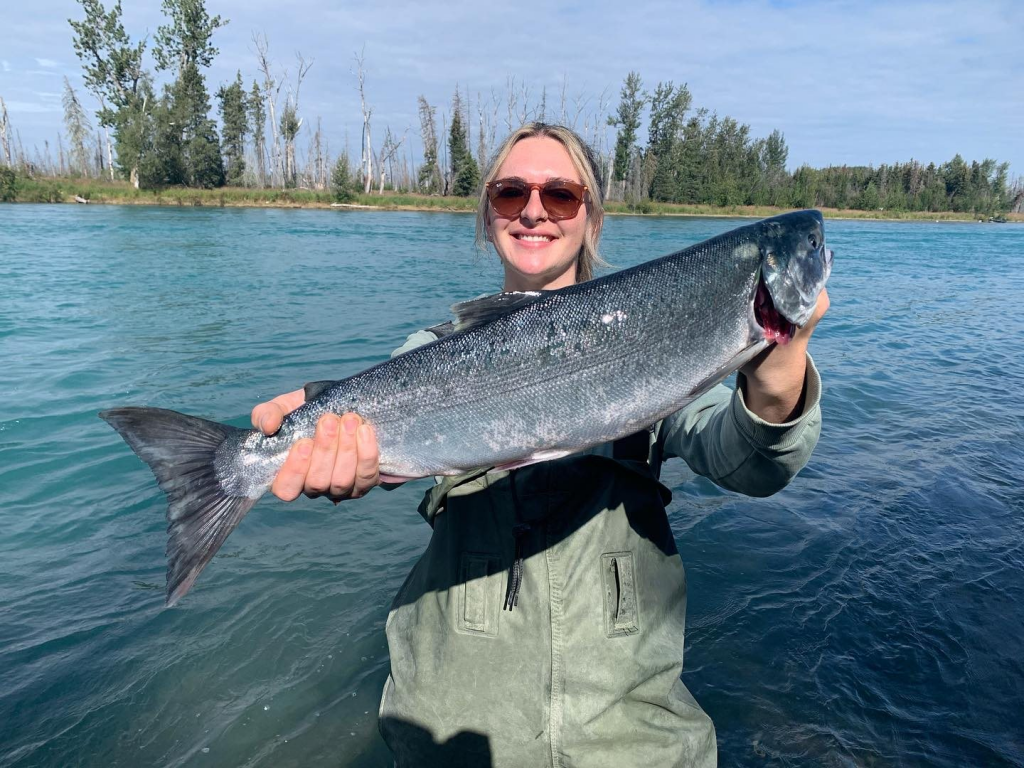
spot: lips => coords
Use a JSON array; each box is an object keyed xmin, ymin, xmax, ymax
[{"xmin": 512, "ymin": 233, "xmax": 556, "ymax": 243}]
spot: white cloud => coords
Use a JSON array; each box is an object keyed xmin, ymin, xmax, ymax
[
  {"xmin": 1, "ymin": 60, "xmax": 10, "ymax": 73},
  {"xmin": 35, "ymin": 58, "xmax": 58, "ymax": 68}
]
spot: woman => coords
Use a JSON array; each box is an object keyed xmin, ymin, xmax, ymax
[{"xmin": 253, "ymin": 123, "xmax": 827, "ymax": 767}]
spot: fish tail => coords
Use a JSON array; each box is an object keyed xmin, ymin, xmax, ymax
[{"xmin": 99, "ymin": 407, "xmax": 259, "ymax": 607}]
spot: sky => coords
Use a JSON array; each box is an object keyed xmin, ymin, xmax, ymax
[{"xmin": 1, "ymin": 0, "xmax": 1022, "ymax": 176}]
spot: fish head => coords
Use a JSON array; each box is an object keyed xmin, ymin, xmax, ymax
[{"xmin": 755, "ymin": 209, "xmax": 833, "ymax": 339}]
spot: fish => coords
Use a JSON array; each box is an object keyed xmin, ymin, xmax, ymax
[{"xmin": 101, "ymin": 209, "xmax": 833, "ymax": 606}]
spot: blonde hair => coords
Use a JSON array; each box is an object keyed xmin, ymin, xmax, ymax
[{"xmin": 475, "ymin": 123, "xmax": 607, "ymax": 283}]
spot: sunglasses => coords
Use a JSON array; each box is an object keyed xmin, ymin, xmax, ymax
[{"xmin": 485, "ymin": 178, "xmax": 588, "ymax": 221}]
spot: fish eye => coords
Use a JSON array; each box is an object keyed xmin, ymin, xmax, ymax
[{"xmin": 808, "ymin": 234, "xmax": 819, "ymax": 250}]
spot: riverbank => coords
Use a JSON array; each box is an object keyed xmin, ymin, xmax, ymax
[{"xmin": 5, "ymin": 175, "xmax": 1021, "ymax": 222}]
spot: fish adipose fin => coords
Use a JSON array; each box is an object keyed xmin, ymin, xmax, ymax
[
  {"xmin": 451, "ymin": 291, "xmax": 548, "ymax": 332},
  {"xmin": 99, "ymin": 407, "xmax": 258, "ymax": 607}
]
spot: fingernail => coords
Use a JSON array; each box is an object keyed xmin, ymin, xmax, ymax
[
  {"xmin": 343, "ymin": 414, "xmax": 359, "ymax": 434},
  {"xmin": 258, "ymin": 416, "xmax": 267, "ymax": 433},
  {"xmin": 322, "ymin": 414, "xmax": 339, "ymax": 437},
  {"xmin": 297, "ymin": 440, "xmax": 313, "ymax": 459},
  {"xmin": 357, "ymin": 424, "xmax": 371, "ymax": 444}
]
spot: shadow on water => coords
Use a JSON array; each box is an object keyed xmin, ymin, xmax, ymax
[{"xmin": 375, "ymin": 719, "xmax": 493, "ymax": 768}]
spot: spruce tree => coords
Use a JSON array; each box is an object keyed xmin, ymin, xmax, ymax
[
  {"xmin": 152, "ymin": 0, "xmax": 226, "ymax": 188},
  {"xmin": 448, "ymin": 91, "xmax": 479, "ymax": 197},
  {"xmin": 217, "ymin": 71, "xmax": 248, "ymax": 186},
  {"xmin": 248, "ymin": 81, "xmax": 266, "ymax": 186},
  {"xmin": 608, "ymin": 72, "xmax": 645, "ymax": 195}
]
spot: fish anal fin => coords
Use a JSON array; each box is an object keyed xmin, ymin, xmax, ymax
[
  {"xmin": 491, "ymin": 448, "xmax": 575, "ymax": 473},
  {"xmin": 451, "ymin": 291, "xmax": 547, "ymax": 332}
]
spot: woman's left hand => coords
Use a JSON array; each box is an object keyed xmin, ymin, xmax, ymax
[{"xmin": 739, "ymin": 288, "xmax": 829, "ymax": 424}]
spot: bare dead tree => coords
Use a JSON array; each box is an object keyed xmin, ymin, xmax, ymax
[
  {"xmin": 95, "ymin": 130, "xmax": 104, "ymax": 176},
  {"xmin": 0, "ymin": 96, "xmax": 12, "ymax": 167},
  {"xmin": 477, "ymin": 97, "xmax": 487, "ymax": 171},
  {"xmin": 62, "ymin": 77, "xmax": 93, "ymax": 177},
  {"xmin": 310, "ymin": 116, "xmax": 325, "ymax": 190},
  {"xmin": 280, "ymin": 52, "xmax": 312, "ymax": 187},
  {"xmin": 505, "ymin": 75, "xmax": 518, "ymax": 132},
  {"xmin": 254, "ymin": 32, "xmax": 285, "ymax": 187},
  {"xmin": 439, "ymin": 110, "xmax": 449, "ymax": 194},
  {"xmin": 559, "ymin": 74, "xmax": 568, "ymax": 125},
  {"xmin": 377, "ymin": 126, "xmax": 406, "ymax": 194},
  {"xmin": 417, "ymin": 95, "xmax": 442, "ymax": 194},
  {"xmin": 97, "ymin": 96, "xmax": 114, "ymax": 181},
  {"xmin": 516, "ymin": 79, "xmax": 531, "ymax": 126},
  {"xmin": 353, "ymin": 47, "xmax": 374, "ymax": 194}
]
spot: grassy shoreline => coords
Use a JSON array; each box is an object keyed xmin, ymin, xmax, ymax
[{"xmin": 6, "ymin": 176, "xmax": 1021, "ymax": 223}]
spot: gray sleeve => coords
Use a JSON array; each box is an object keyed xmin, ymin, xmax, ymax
[
  {"xmin": 660, "ymin": 355, "xmax": 822, "ymax": 497},
  {"xmin": 390, "ymin": 329, "xmax": 439, "ymax": 358}
]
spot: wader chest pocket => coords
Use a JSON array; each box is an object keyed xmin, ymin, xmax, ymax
[
  {"xmin": 457, "ymin": 553, "xmax": 501, "ymax": 637},
  {"xmin": 602, "ymin": 551, "xmax": 640, "ymax": 637}
]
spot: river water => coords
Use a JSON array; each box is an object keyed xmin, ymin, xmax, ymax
[{"xmin": 1, "ymin": 205, "xmax": 1022, "ymax": 766}]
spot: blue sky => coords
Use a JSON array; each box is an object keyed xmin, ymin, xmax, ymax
[{"xmin": 1, "ymin": 0, "xmax": 1022, "ymax": 176}]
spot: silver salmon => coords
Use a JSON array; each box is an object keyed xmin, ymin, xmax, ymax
[{"xmin": 101, "ymin": 209, "xmax": 833, "ymax": 605}]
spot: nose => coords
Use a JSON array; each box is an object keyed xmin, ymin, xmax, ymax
[{"xmin": 521, "ymin": 188, "xmax": 548, "ymax": 223}]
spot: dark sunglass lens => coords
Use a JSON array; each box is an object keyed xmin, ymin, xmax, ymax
[
  {"xmin": 542, "ymin": 186, "xmax": 581, "ymax": 218},
  {"xmin": 490, "ymin": 184, "xmax": 527, "ymax": 215}
]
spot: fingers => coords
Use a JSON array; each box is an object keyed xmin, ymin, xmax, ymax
[
  {"xmin": 328, "ymin": 413, "xmax": 360, "ymax": 499},
  {"xmin": 352, "ymin": 422, "xmax": 380, "ymax": 498},
  {"xmin": 252, "ymin": 388, "xmax": 305, "ymax": 435},
  {"xmin": 269, "ymin": 412, "xmax": 380, "ymax": 504},
  {"xmin": 271, "ymin": 438, "xmax": 314, "ymax": 501},
  {"xmin": 304, "ymin": 414, "xmax": 341, "ymax": 498}
]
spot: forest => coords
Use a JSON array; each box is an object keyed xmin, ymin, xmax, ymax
[{"xmin": 0, "ymin": 0, "xmax": 1020, "ymax": 218}]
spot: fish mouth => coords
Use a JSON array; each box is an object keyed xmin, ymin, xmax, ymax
[{"xmin": 754, "ymin": 277, "xmax": 796, "ymax": 345}]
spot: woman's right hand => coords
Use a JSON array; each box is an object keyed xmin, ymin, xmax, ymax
[{"xmin": 251, "ymin": 390, "xmax": 380, "ymax": 502}]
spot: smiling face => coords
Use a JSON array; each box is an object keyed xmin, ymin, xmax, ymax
[{"xmin": 486, "ymin": 136, "xmax": 589, "ymax": 292}]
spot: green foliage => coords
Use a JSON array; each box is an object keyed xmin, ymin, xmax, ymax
[
  {"xmin": 609, "ymin": 72, "xmax": 645, "ymax": 184},
  {"xmin": 787, "ymin": 157, "xmax": 1011, "ymax": 214},
  {"xmin": 217, "ymin": 71, "xmax": 248, "ymax": 186},
  {"xmin": 145, "ymin": 62, "xmax": 224, "ymax": 188},
  {"xmin": 331, "ymin": 154, "xmax": 353, "ymax": 202},
  {"xmin": 447, "ymin": 90, "xmax": 479, "ymax": 196},
  {"xmin": 69, "ymin": 0, "xmax": 149, "ymax": 182},
  {"xmin": 0, "ymin": 167, "xmax": 17, "ymax": 202},
  {"xmin": 248, "ymin": 80, "xmax": 266, "ymax": 186},
  {"xmin": 453, "ymin": 153, "xmax": 479, "ymax": 197},
  {"xmin": 153, "ymin": 0, "xmax": 226, "ymax": 72},
  {"xmin": 645, "ymin": 82, "xmax": 691, "ymax": 202}
]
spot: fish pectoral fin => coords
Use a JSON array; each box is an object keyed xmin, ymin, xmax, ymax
[
  {"xmin": 491, "ymin": 448, "xmax": 575, "ymax": 473},
  {"xmin": 451, "ymin": 290, "xmax": 548, "ymax": 332},
  {"xmin": 303, "ymin": 380, "xmax": 338, "ymax": 401}
]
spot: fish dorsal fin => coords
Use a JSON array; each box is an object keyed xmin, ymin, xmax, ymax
[
  {"xmin": 451, "ymin": 291, "xmax": 547, "ymax": 332},
  {"xmin": 304, "ymin": 380, "xmax": 337, "ymax": 401}
]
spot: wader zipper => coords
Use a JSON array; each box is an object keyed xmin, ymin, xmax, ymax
[{"xmin": 504, "ymin": 470, "xmax": 529, "ymax": 611}]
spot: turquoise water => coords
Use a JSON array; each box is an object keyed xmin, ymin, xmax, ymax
[{"xmin": 1, "ymin": 205, "xmax": 1022, "ymax": 766}]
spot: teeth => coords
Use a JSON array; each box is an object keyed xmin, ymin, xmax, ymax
[{"xmin": 517, "ymin": 235, "xmax": 552, "ymax": 242}]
